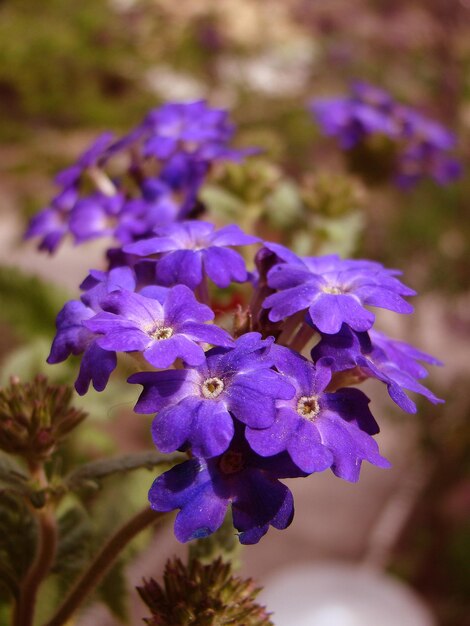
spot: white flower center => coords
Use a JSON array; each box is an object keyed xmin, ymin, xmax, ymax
[
  {"xmin": 323, "ymin": 285, "xmax": 343, "ymax": 295},
  {"xmin": 149, "ymin": 326, "xmax": 173, "ymax": 341},
  {"xmin": 201, "ymin": 377, "xmax": 225, "ymax": 399},
  {"xmin": 296, "ymin": 395, "xmax": 320, "ymax": 420}
]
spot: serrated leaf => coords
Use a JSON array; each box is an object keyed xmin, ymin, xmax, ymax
[
  {"xmin": 0, "ymin": 266, "xmax": 68, "ymax": 340},
  {"xmin": 97, "ymin": 558, "xmax": 129, "ymax": 622},
  {"xmin": 63, "ymin": 451, "xmax": 184, "ymax": 492}
]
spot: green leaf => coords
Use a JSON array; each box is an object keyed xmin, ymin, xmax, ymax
[
  {"xmin": 0, "ymin": 493, "xmax": 37, "ymax": 599},
  {"xmin": 0, "ymin": 266, "xmax": 68, "ymax": 340},
  {"xmin": 52, "ymin": 504, "xmax": 93, "ymax": 594},
  {"xmin": 63, "ymin": 451, "xmax": 184, "ymax": 492},
  {"xmin": 0, "ymin": 453, "xmax": 29, "ymax": 495}
]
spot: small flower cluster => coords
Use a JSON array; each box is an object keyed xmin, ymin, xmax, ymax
[
  {"xmin": 36, "ymin": 101, "xmax": 442, "ymax": 545},
  {"xmin": 25, "ymin": 101, "xmax": 252, "ymax": 253},
  {"xmin": 310, "ymin": 81, "xmax": 461, "ymax": 188}
]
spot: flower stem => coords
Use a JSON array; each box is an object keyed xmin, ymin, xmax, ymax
[
  {"xmin": 13, "ymin": 465, "xmax": 57, "ymax": 626},
  {"xmin": 43, "ymin": 507, "xmax": 166, "ymax": 626}
]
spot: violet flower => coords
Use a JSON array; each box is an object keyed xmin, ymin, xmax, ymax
[
  {"xmin": 311, "ymin": 325, "xmax": 443, "ymax": 413},
  {"xmin": 148, "ymin": 424, "xmax": 304, "ymax": 544},
  {"xmin": 246, "ymin": 347, "xmax": 389, "ymax": 481},
  {"xmin": 124, "ymin": 221, "xmax": 259, "ymax": 289},
  {"xmin": 48, "ymin": 300, "xmax": 116, "ymax": 395},
  {"xmin": 129, "ymin": 333, "xmax": 295, "ymax": 458},
  {"xmin": 86, "ymin": 285, "xmax": 233, "ymax": 369},
  {"xmin": 263, "ymin": 253, "xmax": 415, "ymax": 334}
]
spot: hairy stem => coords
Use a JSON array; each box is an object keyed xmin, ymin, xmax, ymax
[
  {"xmin": 13, "ymin": 465, "xmax": 57, "ymax": 626},
  {"xmin": 43, "ymin": 507, "xmax": 166, "ymax": 626}
]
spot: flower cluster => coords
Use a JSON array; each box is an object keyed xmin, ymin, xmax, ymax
[
  {"xmin": 37, "ymin": 100, "xmax": 442, "ymax": 545},
  {"xmin": 25, "ymin": 101, "xmax": 252, "ymax": 253},
  {"xmin": 310, "ymin": 81, "xmax": 461, "ymax": 187}
]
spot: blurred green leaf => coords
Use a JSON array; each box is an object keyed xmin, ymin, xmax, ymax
[{"xmin": 0, "ymin": 266, "xmax": 67, "ymax": 340}]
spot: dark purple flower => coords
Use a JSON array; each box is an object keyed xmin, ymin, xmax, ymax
[
  {"xmin": 129, "ymin": 333, "xmax": 295, "ymax": 458},
  {"xmin": 263, "ymin": 253, "xmax": 415, "ymax": 334},
  {"xmin": 311, "ymin": 325, "xmax": 443, "ymax": 414},
  {"xmin": 148, "ymin": 424, "xmax": 304, "ymax": 544},
  {"xmin": 246, "ymin": 347, "xmax": 389, "ymax": 481},
  {"xmin": 86, "ymin": 285, "xmax": 233, "ymax": 369},
  {"xmin": 124, "ymin": 221, "xmax": 259, "ymax": 289},
  {"xmin": 47, "ymin": 300, "xmax": 116, "ymax": 395}
]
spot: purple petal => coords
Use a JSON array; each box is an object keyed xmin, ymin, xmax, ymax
[
  {"xmin": 129, "ymin": 370, "xmax": 199, "ymax": 413},
  {"xmin": 75, "ymin": 343, "xmax": 117, "ymax": 395},
  {"xmin": 203, "ymin": 247, "xmax": 248, "ymax": 287}
]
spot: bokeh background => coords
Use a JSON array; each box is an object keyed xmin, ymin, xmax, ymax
[{"xmin": 1, "ymin": 1, "xmax": 469, "ymax": 624}]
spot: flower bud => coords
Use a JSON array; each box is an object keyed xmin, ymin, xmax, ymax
[
  {"xmin": 0, "ymin": 375, "xmax": 87, "ymax": 462},
  {"xmin": 137, "ymin": 557, "xmax": 273, "ymax": 626}
]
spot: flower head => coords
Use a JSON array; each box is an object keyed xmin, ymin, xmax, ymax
[
  {"xmin": 129, "ymin": 333, "xmax": 294, "ymax": 458},
  {"xmin": 86, "ymin": 285, "xmax": 233, "ymax": 369},
  {"xmin": 263, "ymin": 253, "xmax": 414, "ymax": 334},
  {"xmin": 246, "ymin": 347, "xmax": 389, "ymax": 481},
  {"xmin": 148, "ymin": 423, "xmax": 304, "ymax": 544},
  {"xmin": 124, "ymin": 221, "xmax": 259, "ymax": 289}
]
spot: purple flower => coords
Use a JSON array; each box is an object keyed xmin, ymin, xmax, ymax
[
  {"xmin": 129, "ymin": 333, "xmax": 295, "ymax": 458},
  {"xmin": 47, "ymin": 300, "xmax": 116, "ymax": 395},
  {"xmin": 310, "ymin": 82, "xmax": 462, "ymax": 187},
  {"xmin": 124, "ymin": 221, "xmax": 259, "ymax": 289},
  {"xmin": 263, "ymin": 253, "xmax": 415, "ymax": 334},
  {"xmin": 140, "ymin": 101, "xmax": 239, "ymax": 161},
  {"xmin": 55, "ymin": 132, "xmax": 114, "ymax": 190},
  {"xmin": 86, "ymin": 285, "xmax": 233, "ymax": 369},
  {"xmin": 246, "ymin": 347, "xmax": 389, "ymax": 481},
  {"xmin": 369, "ymin": 330, "xmax": 442, "ymax": 380},
  {"xmin": 24, "ymin": 187, "xmax": 78, "ymax": 253},
  {"xmin": 311, "ymin": 325, "xmax": 443, "ymax": 413},
  {"xmin": 310, "ymin": 97, "xmax": 397, "ymax": 149},
  {"xmin": 69, "ymin": 192, "xmax": 125, "ymax": 243},
  {"xmin": 148, "ymin": 424, "xmax": 304, "ymax": 544}
]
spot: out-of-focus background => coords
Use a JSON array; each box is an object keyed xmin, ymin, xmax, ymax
[{"xmin": 0, "ymin": 1, "xmax": 469, "ymax": 624}]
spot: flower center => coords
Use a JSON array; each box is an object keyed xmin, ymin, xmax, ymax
[
  {"xmin": 201, "ymin": 377, "xmax": 225, "ymax": 399},
  {"xmin": 296, "ymin": 395, "xmax": 320, "ymax": 421},
  {"xmin": 323, "ymin": 285, "xmax": 343, "ymax": 295},
  {"xmin": 218, "ymin": 451, "xmax": 245, "ymax": 475},
  {"xmin": 149, "ymin": 326, "xmax": 173, "ymax": 341}
]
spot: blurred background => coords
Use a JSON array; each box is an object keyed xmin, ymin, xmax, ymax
[{"xmin": 0, "ymin": 0, "xmax": 469, "ymax": 624}]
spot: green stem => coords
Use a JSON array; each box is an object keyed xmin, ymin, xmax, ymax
[{"xmin": 43, "ymin": 507, "xmax": 166, "ymax": 626}]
